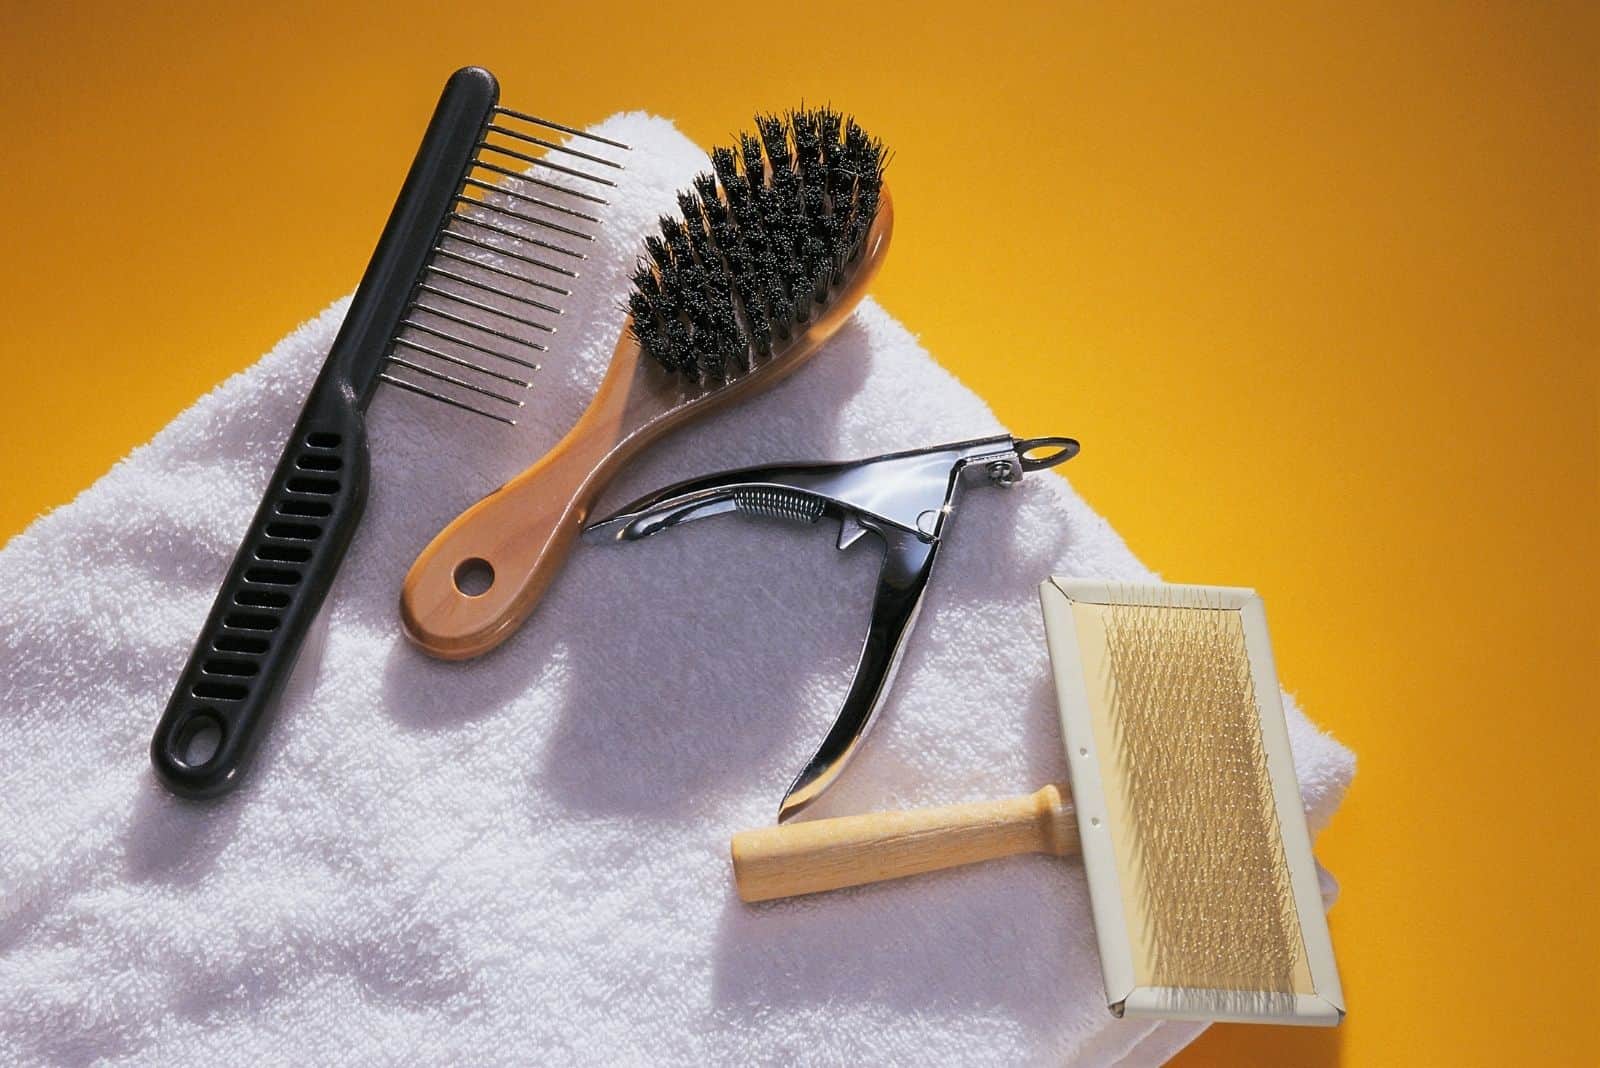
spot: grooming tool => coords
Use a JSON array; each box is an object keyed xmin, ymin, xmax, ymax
[
  {"xmin": 729, "ymin": 579, "xmax": 1345, "ymax": 1026},
  {"xmin": 585, "ymin": 434, "xmax": 1080, "ymax": 821},
  {"xmin": 401, "ymin": 108, "xmax": 893, "ymax": 660},
  {"xmin": 150, "ymin": 67, "xmax": 628, "ymax": 798}
]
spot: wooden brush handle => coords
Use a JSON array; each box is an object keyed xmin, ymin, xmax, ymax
[
  {"xmin": 731, "ymin": 784, "xmax": 1079, "ymax": 903},
  {"xmin": 400, "ymin": 332, "xmax": 668, "ymax": 659}
]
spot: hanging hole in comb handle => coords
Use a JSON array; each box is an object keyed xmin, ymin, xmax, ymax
[
  {"xmin": 174, "ymin": 711, "xmax": 225, "ymax": 769},
  {"xmin": 1015, "ymin": 436, "xmax": 1081, "ymax": 471}
]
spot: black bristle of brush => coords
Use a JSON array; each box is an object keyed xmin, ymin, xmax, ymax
[{"xmin": 627, "ymin": 107, "xmax": 886, "ymax": 380}]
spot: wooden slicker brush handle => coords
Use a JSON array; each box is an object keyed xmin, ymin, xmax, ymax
[{"xmin": 730, "ymin": 784, "xmax": 1079, "ymax": 903}]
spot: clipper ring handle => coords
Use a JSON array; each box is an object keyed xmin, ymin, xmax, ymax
[{"xmin": 1015, "ymin": 436, "xmax": 1080, "ymax": 472}]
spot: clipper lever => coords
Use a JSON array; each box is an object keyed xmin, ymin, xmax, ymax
[{"xmin": 585, "ymin": 433, "xmax": 1079, "ymax": 821}]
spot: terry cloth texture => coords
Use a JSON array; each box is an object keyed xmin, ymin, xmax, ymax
[{"xmin": 0, "ymin": 111, "xmax": 1353, "ymax": 1066}]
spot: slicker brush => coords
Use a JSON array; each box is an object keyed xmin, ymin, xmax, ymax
[
  {"xmin": 729, "ymin": 579, "xmax": 1345, "ymax": 1027},
  {"xmin": 401, "ymin": 108, "xmax": 892, "ymax": 659}
]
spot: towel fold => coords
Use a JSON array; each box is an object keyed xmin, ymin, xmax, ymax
[{"xmin": 0, "ymin": 112, "xmax": 1353, "ymax": 1066}]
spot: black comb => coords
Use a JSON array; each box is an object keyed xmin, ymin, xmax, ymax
[{"xmin": 150, "ymin": 67, "xmax": 628, "ymax": 798}]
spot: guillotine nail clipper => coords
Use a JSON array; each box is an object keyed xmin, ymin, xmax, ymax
[{"xmin": 584, "ymin": 433, "xmax": 1079, "ymax": 821}]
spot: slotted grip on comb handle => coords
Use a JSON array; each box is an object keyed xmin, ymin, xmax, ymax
[{"xmin": 151, "ymin": 388, "xmax": 369, "ymax": 798}]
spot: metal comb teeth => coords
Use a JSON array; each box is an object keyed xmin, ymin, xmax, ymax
[{"xmin": 378, "ymin": 106, "xmax": 630, "ymax": 425}]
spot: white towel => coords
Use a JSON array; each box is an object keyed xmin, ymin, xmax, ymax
[{"xmin": 0, "ymin": 112, "xmax": 1353, "ymax": 1066}]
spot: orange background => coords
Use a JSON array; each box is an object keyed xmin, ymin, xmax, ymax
[{"xmin": 2, "ymin": 2, "xmax": 1596, "ymax": 1063}]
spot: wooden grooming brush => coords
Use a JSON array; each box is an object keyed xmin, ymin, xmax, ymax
[
  {"xmin": 731, "ymin": 579, "xmax": 1345, "ymax": 1026},
  {"xmin": 402, "ymin": 111, "xmax": 892, "ymax": 659}
]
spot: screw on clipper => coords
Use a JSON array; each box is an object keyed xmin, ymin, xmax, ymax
[{"xmin": 583, "ymin": 433, "xmax": 1079, "ymax": 821}]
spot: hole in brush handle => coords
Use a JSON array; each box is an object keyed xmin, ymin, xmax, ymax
[
  {"xmin": 453, "ymin": 557, "xmax": 495, "ymax": 596},
  {"xmin": 401, "ymin": 485, "xmax": 595, "ymax": 660}
]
